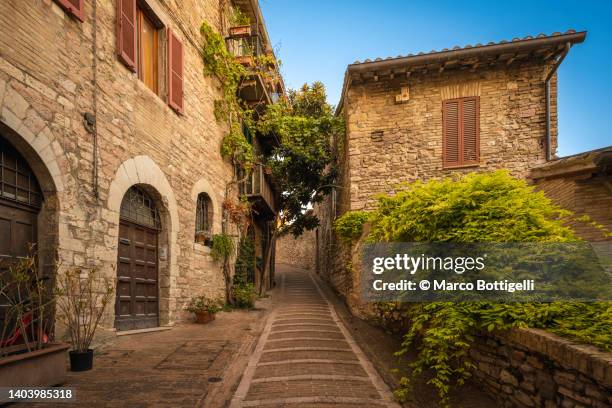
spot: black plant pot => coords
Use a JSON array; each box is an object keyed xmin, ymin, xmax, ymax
[{"xmin": 69, "ymin": 349, "xmax": 93, "ymax": 372}]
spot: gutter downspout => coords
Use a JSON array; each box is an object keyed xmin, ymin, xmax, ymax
[{"xmin": 545, "ymin": 42, "xmax": 571, "ymax": 161}]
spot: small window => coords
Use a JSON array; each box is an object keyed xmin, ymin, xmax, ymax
[
  {"xmin": 137, "ymin": 8, "xmax": 159, "ymax": 94},
  {"xmin": 442, "ymin": 96, "xmax": 480, "ymax": 168},
  {"xmin": 195, "ymin": 193, "xmax": 212, "ymax": 245}
]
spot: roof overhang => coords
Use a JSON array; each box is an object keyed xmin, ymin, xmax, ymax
[
  {"xmin": 336, "ymin": 30, "xmax": 587, "ymax": 115},
  {"xmin": 530, "ymin": 146, "xmax": 612, "ymax": 180}
]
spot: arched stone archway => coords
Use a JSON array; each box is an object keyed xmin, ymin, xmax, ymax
[
  {"xmin": 106, "ymin": 156, "xmax": 179, "ymax": 328},
  {"xmin": 0, "ymin": 119, "xmax": 62, "ymax": 270}
]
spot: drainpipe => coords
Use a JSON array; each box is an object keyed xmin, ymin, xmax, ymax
[{"xmin": 545, "ymin": 42, "xmax": 571, "ymax": 161}]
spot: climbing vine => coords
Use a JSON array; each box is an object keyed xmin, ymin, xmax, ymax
[
  {"xmin": 201, "ymin": 21, "xmax": 254, "ymax": 169},
  {"xmin": 359, "ymin": 171, "xmax": 611, "ymax": 406}
]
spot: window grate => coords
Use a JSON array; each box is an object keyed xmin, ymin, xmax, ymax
[
  {"xmin": 120, "ymin": 186, "xmax": 160, "ymax": 229},
  {"xmin": 0, "ymin": 137, "xmax": 42, "ymax": 209}
]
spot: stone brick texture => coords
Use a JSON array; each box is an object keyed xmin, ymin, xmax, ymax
[
  {"xmin": 0, "ymin": 0, "xmax": 246, "ymax": 337},
  {"xmin": 471, "ymin": 328, "xmax": 612, "ymax": 408},
  {"xmin": 534, "ymin": 173, "xmax": 611, "ymax": 241},
  {"xmin": 276, "ymin": 229, "xmax": 316, "ymax": 271}
]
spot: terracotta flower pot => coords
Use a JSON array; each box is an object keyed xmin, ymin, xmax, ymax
[{"xmin": 195, "ymin": 311, "xmax": 216, "ymax": 324}]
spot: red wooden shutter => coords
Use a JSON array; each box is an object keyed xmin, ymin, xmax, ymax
[
  {"xmin": 443, "ymin": 97, "xmax": 480, "ymax": 167},
  {"xmin": 53, "ymin": 0, "xmax": 84, "ymax": 21},
  {"xmin": 462, "ymin": 97, "xmax": 479, "ymax": 164},
  {"xmin": 167, "ymin": 28, "xmax": 184, "ymax": 114},
  {"xmin": 443, "ymin": 100, "xmax": 460, "ymax": 167},
  {"xmin": 116, "ymin": 0, "xmax": 137, "ymax": 71}
]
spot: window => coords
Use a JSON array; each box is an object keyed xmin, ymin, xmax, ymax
[
  {"xmin": 442, "ymin": 96, "xmax": 480, "ymax": 168},
  {"xmin": 116, "ymin": 0, "xmax": 184, "ymax": 112},
  {"xmin": 195, "ymin": 193, "xmax": 212, "ymax": 244},
  {"xmin": 137, "ymin": 8, "xmax": 158, "ymax": 94}
]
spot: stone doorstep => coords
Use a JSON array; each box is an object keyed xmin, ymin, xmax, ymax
[{"xmin": 115, "ymin": 326, "xmax": 173, "ymax": 336}]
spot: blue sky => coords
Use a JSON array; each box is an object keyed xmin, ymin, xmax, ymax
[{"xmin": 259, "ymin": 0, "xmax": 611, "ymax": 156}]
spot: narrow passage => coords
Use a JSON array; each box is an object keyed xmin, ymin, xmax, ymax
[{"xmin": 230, "ymin": 268, "xmax": 400, "ymax": 407}]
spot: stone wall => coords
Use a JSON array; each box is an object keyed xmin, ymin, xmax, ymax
[
  {"xmin": 534, "ymin": 174, "xmax": 611, "ymax": 242},
  {"xmin": 471, "ymin": 328, "xmax": 612, "ymax": 408},
  {"xmin": 0, "ymin": 0, "xmax": 246, "ymax": 335},
  {"xmin": 276, "ymin": 230, "xmax": 316, "ymax": 272}
]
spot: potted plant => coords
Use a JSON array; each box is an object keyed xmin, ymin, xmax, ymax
[
  {"xmin": 55, "ymin": 268, "xmax": 114, "ymax": 372},
  {"xmin": 195, "ymin": 230, "xmax": 213, "ymax": 246},
  {"xmin": 228, "ymin": 9, "xmax": 251, "ymax": 38},
  {"xmin": 0, "ymin": 255, "xmax": 69, "ymax": 396},
  {"xmin": 185, "ymin": 296, "xmax": 223, "ymax": 324}
]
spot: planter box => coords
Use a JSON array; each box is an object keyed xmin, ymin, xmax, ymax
[
  {"xmin": 195, "ymin": 311, "xmax": 216, "ymax": 324},
  {"xmin": 228, "ymin": 25, "xmax": 252, "ymax": 38},
  {"xmin": 0, "ymin": 343, "xmax": 69, "ymax": 402}
]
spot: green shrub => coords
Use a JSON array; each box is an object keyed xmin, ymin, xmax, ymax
[
  {"xmin": 334, "ymin": 210, "xmax": 370, "ymax": 241},
  {"xmin": 364, "ymin": 171, "xmax": 610, "ymax": 406},
  {"xmin": 211, "ymin": 233, "xmax": 234, "ymax": 262},
  {"xmin": 233, "ymin": 283, "xmax": 256, "ymax": 308}
]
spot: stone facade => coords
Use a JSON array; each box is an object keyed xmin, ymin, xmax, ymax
[
  {"xmin": 0, "ymin": 0, "xmax": 277, "ymax": 338},
  {"xmin": 342, "ymin": 62, "xmax": 557, "ymax": 211},
  {"xmin": 275, "ymin": 230, "xmax": 316, "ymax": 271}
]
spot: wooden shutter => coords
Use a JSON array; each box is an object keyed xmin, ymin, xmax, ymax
[
  {"xmin": 462, "ymin": 97, "xmax": 479, "ymax": 164},
  {"xmin": 443, "ymin": 97, "xmax": 479, "ymax": 167},
  {"xmin": 116, "ymin": 0, "xmax": 137, "ymax": 71},
  {"xmin": 167, "ymin": 28, "xmax": 184, "ymax": 114},
  {"xmin": 53, "ymin": 0, "xmax": 84, "ymax": 21},
  {"xmin": 443, "ymin": 99, "xmax": 460, "ymax": 167}
]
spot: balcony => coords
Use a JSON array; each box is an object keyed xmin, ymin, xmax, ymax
[
  {"xmin": 226, "ymin": 34, "xmax": 281, "ymax": 107},
  {"xmin": 238, "ymin": 165, "xmax": 276, "ymax": 218}
]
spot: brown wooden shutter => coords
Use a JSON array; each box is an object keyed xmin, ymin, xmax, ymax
[
  {"xmin": 462, "ymin": 97, "xmax": 479, "ymax": 164},
  {"xmin": 167, "ymin": 28, "xmax": 184, "ymax": 114},
  {"xmin": 443, "ymin": 100, "xmax": 460, "ymax": 167},
  {"xmin": 53, "ymin": 0, "xmax": 84, "ymax": 21},
  {"xmin": 443, "ymin": 97, "xmax": 480, "ymax": 167},
  {"xmin": 116, "ymin": 0, "xmax": 137, "ymax": 71}
]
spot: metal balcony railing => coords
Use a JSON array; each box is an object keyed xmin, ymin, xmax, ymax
[{"xmin": 238, "ymin": 165, "xmax": 276, "ymax": 215}]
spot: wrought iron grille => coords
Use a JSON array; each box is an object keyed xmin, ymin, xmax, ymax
[
  {"xmin": 0, "ymin": 137, "xmax": 42, "ymax": 209},
  {"xmin": 195, "ymin": 193, "xmax": 211, "ymax": 234},
  {"xmin": 120, "ymin": 186, "xmax": 161, "ymax": 229}
]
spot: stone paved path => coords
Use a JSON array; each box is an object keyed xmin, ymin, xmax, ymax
[{"xmin": 230, "ymin": 269, "xmax": 400, "ymax": 407}]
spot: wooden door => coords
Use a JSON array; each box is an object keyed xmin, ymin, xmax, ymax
[
  {"xmin": 0, "ymin": 135, "xmax": 42, "ymax": 337},
  {"xmin": 115, "ymin": 186, "xmax": 160, "ymax": 331}
]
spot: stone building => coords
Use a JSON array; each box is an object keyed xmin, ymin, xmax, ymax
[
  {"xmin": 530, "ymin": 146, "xmax": 612, "ymax": 241},
  {"xmin": 315, "ymin": 30, "xmax": 587, "ymax": 301},
  {"xmin": 0, "ymin": 0, "xmax": 281, "ymax": 337}
]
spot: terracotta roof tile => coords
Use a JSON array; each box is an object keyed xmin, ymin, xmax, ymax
[{"xmin": 351, "ymin": 30, "xmax": 580, "ymax": 65}]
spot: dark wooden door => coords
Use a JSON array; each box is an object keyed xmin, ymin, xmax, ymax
[
  {"xmin": 0, "ymin": 202, "xmax": 38, "ymax": 262},
  {"xmin": 0, "ymin": 135, "xmax": 42, "ymax": 336},
  {"xmin": 115, "ymin": 219, "xmax": 159, "ymax": 331}
]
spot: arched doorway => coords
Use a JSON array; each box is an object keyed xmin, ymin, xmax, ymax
[
  {"xmin": 0, "ymin": 136, "xmax": 42, "ymax": 262},
  {"xmin": 115, "ymin": 186, "xmax": 161, "ymax": 331}
]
